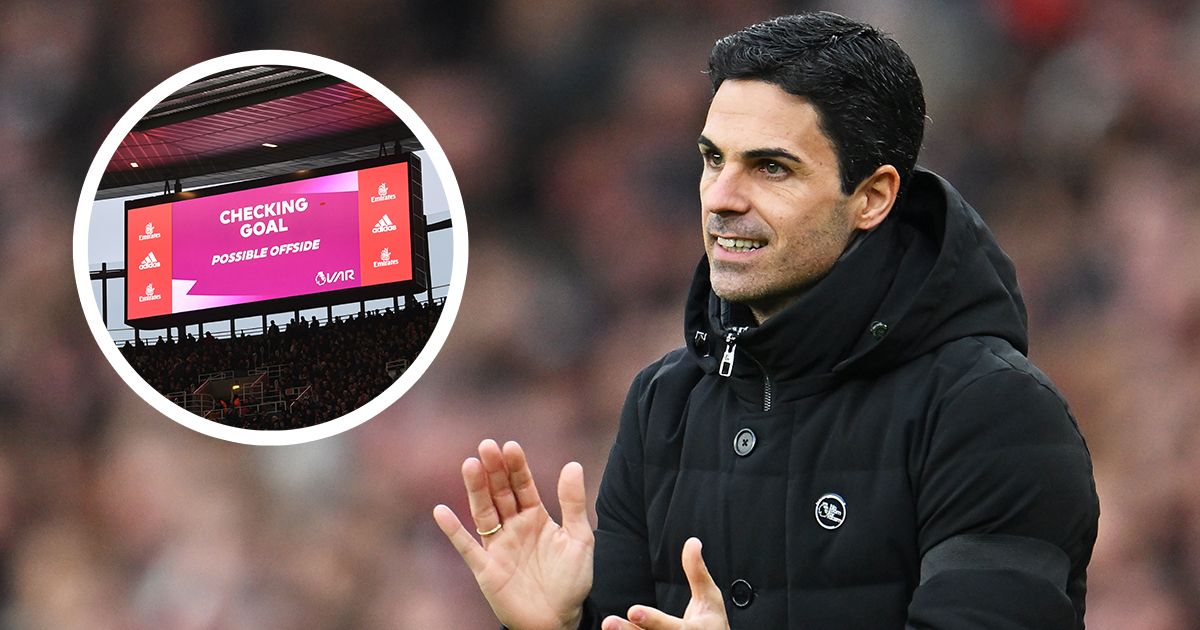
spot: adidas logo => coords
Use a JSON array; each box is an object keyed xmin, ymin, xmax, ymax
[
  {"xmin": 137, "ymin": 251, "xmax": 162, "ymax": 270},
  {"xmin": 137, "ymin": 221, "xmax": 162, "ymax": 241},
  {"xmin": 373, "ymin": 246, "xmax": 399, "ymax": 268},
  {"xmin": 371, "ymin": 214, "xmax": 398, "ymax": 233},
  {"xmin": 370, "ymin": 182, "xmax": 397, "ymax": 203},
  {"xmin": 137, "ymin": 282, "xmax": 162, "ymax": 303}
]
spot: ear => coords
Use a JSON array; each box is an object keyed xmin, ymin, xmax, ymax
[{"xmin": 850, "ymin": 164, "xmax": 900, "ymax": 231}]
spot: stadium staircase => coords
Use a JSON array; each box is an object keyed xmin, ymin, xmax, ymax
[
  {"xmin": 192, "ymin": 364, "xmax": 305, "ymax": 420},
  {"xmin": 166, "ymin": 390, "xmax": 220, "ymax": 420},
  {"xmin": 385, "ymin": 358, "xmax": 408, "ymax": 379}
]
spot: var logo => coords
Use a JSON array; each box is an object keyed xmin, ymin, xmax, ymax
[{"xmin": 314, "ymin": 269, "xmax": 355, "ymax": 286}]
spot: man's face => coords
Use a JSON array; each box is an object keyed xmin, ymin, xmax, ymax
[{"xmin": 699, "ymin": 79, "xmax": 857, "ymax": 322}]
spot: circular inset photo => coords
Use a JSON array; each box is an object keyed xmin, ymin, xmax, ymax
[{"xmin": 72, "ymin": 51, "xmax": 467, "ymax": 445}]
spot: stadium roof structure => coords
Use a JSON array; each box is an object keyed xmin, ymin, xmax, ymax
[{"xmin": 97, "ymin": 66, "xmax": 421, "ymax": 200}]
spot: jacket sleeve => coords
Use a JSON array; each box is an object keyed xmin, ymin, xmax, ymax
[
  {"xmin": 906, "ymin": 368, "xmax": 1099, "ymax": 630},
  {"xmin": 575, "ymin": 368, "xmax": 657, "ymax": 629}
]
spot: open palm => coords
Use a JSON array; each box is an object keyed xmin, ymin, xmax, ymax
[{"xmin": 435, "ymin": 440, "xmax": 594, "ymax": 630}]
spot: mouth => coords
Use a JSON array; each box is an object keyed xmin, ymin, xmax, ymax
[{"xmin": 714, "ymin": 236, "xmax": 766, "ymax": 253}]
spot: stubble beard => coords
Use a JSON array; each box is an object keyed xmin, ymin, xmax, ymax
[{"xmin": 709, "ymin": 199, "xmax": 854, "ymax": 323}]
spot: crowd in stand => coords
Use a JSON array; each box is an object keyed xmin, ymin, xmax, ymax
[
  {"xmin": 119, "ymin": 302, "xmax": 442, "ymax": 430},
  {"xmin": 3, "ymin": 1, "xmax": 1200, "ymax": 627}
]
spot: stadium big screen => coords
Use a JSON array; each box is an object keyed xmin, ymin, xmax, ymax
[{"xmin": 125, "ymin": 156, "xmax": 428, "ymax": 329}]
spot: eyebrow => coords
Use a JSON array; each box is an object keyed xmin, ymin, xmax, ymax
[{"xmin": 697, "ymin": 135, "xmax": 804, "ymax": 164}]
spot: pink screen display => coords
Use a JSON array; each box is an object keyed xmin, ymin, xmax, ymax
[{"xmin": 126, "ymin": 163, "xmax": 411, "ymax": 322}]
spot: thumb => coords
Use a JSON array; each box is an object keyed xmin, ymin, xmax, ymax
[
  {"xmin": 558, "ymin": 462, "xmax": 593, "ymax": 541},
  {"xmin": 681, "ymin": 537, "xmax": 724, "ymax": 610}
]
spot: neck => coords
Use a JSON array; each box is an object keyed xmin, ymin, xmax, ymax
[{"xmin": 748, "ymin": 295, "xmax": 799, "ymax": 325}]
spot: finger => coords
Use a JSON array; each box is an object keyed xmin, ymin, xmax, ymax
[
  {"xmin": 478, "ymin": 439, "xmax": 519, "ymax": 519},
  {"xmin": 557, "ymin": 461, "xmax": 592, "ymax": 540},
  {"xmin": 462, "ymin": 457, "xmax": 500, "ymax": 536},
  {"xmin": 601, "ymin": 615, "xmax": 645, "ymax": 630},
  {"xmin": 502, "ymin": 440, "xmax": 542, "ymax": 510},
  {"xmin": 432, "ymin": 504, "xmax": 488, "ymax": 575},
  {"xmin": 625, "ymin": 605, "xmax": 681, "ymax": 630},
  {"xmin": 681, "ymin": 538, "xmax": 725, "ymax": 611}
]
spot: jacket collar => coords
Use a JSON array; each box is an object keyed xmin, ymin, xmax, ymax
[{"xmin": 685, "ymin": 215, "xmax": 904, "ymax": 384}]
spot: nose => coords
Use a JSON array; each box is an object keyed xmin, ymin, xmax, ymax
[{"xmin": 701, "ymin": 166, "xmax": 752, "ymax": 216}]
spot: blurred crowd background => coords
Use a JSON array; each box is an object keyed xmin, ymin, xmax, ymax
[{"xmin": 1, "ymin": 0, "xmax": 1198, "ymax": 627}]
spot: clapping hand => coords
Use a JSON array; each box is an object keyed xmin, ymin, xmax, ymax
[
  {"xmin": 601, "ymin": 538, "xmax": 729, "ymax": 630},
  {"xmin": 434, "ymin": 440, "xmax": 594, "ymax": 630}
]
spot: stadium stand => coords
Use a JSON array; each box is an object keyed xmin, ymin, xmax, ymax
[{"xmin": 119, "ymin": 301, "xmax": 442, "ymax": 429}]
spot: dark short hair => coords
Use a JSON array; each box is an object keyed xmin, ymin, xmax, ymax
[{"xmin": 708, "ymin": 12, "xmax": 926, "ymax": 196}]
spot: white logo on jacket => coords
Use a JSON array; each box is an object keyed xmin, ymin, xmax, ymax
[{"xmin": 815, "ymin": 493, "xmax": 846, "ymax": 530}]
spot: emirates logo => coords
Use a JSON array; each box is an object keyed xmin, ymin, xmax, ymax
[
  {"xmin": 138, "ymin": 221, "xmax": 162, "ymax": 241},
  {"xmin": 137, "ymin": 282, "xmax": 162, "ymax": 303},
  {"xmin": 373, "ymin": 246, "xmax": 399, "ymax": 268},
  {"xmin": 370, "ymin": 181, "xmax": 398, "ymax": 203}
]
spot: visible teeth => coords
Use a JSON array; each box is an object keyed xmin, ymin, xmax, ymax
[{"xmin": 716, "ymin": 236, "xmax": 764, "ymax": 252}]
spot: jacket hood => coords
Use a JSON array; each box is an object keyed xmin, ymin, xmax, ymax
[{"xmin": 685, "ymin": 167, "xmax": 1028, "ymax": 383}]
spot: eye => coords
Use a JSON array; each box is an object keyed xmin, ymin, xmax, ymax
[
  {"xmin": 761, "ymin": 161, "xmax": 787, "ymax": 177},
  {"xmin": 702, "ymin": 151, "xmax": 724, "ymax": 168}
]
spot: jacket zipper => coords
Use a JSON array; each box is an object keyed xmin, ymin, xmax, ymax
[
  {"xmin": 718, "ymin": 327, "xmax": 747, "ymax": 377},
  {"xmin": 718, "ymin": 327, "xmax": 773, "ymax": 412},
  {"xmin": 762, "ymin": 369, "xmax": 773, "ymax": 412},
  {"xmin": 749, "ymin": 354, "xmax": 773, "ymax": 412}
]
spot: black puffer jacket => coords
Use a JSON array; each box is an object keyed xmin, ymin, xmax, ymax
[{"xmin": 583, "ymin": 169, "xmax": 1099, "ymax": 629}]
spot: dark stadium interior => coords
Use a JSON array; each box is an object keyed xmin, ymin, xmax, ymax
[{"xmin": 98, "ymin": 65, "xmax": 421, "ymax": 199}]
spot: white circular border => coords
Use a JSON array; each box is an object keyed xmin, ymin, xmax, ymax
[
  {"xmin": 814, "ymin": 493, "xmax": 847, "ymax": 530},
  {"xmin": 71, "ymin": 50, "xmax": 469, "ymax": 446}
]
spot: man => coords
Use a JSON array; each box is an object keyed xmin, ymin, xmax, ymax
[{"xmin": 435, "ymin": 12, "xmax": 1099, "ymax": 629}]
